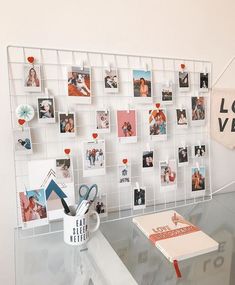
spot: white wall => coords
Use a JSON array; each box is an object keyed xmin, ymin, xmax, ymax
[{"xmin": 1, "ymin": 0, "xmax": 235, "ymax": 284}]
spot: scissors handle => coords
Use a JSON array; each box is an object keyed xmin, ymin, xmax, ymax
[{"xmin": 79, "ymin": 184, "xmax": 98, "ymax": 202}]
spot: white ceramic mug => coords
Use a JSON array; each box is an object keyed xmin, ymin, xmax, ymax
[{"xmin": 63, "ymin": 207, "xmax": 100, "ymax": 246}]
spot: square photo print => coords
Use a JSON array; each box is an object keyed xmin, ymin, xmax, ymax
[
  {"xmin": 118, "ymin": 164, "xmax": 131, "ymax": 186},
  {"xmin": 19, "ymin": 188, "xmax": 48, "ymax": 229},
  {"xmin": 23, "ymin": 64, "xmax": 41, "ymax": 92},
  {"xmin": 192, "ymin": 166, "xmax": 206, "ymax": 192},
  {"xmin": 104, "ymin": 69, "xmax": 118, "ymax": 92},
  {"xmin": 58, "ymin": 112, "xmax": 76, "ymax": 137},
  {"xmin": 178, "ymin": 71, "xmax": 189, "ymax": 92},
  {"xmin": 37, "ymin": 97, "xmax": 56, "ymax": 123},
  {"xmin": 191, "ymin": 97, "xmax": 205, "ymax": 123},
  {"xmin": 199, "ymin": 73, "xmax": 209, "ymax": 92},
  {"xmin": 117, "ymin": 110, "xmax": 137, "ymax": 143},
  {"xmin": 159, "ymin": 160, "xmax": 177, "ymax": 190},
  {"xmin": 14, "ymin": 128, "xmax": 33, "ymax": 155},
  {"xmin": 176, "ymin": 109, "xmax": 188, "ymax": 128},
  {"xmin": 133, "ymin": 187, "xmax": 146, "ymax": 210},
  {"xmin": 96, "ymin": 110, "xmax": 110, "ymax": 133},
  {"xmin": 93, "ymin": 193, "xmax": 107, "ymax": 218},
  {"xmin": 194, "ymin": 145, "xmax": 206, "ymax": 158},
  {"xmin": 149, "ymin": 109, "xmax": 167, "ymax": 141},
  {"xmin": 133, "ymin": 69, "xmax": 152, "ymax": 103},
  {"xmin": 67, "ymin": 66, "xmax": 91, "ymax": 103},
  {"xmin": 83, "ymin": 139, "xmax": 106, "ymax": 177}
]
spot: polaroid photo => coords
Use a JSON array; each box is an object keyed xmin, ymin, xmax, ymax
[
  {"xmin": 159, "ymin": 159, "xmax": 177, "ymax": 191},
  {"xmin": 161, "ymin": 85, "xmax": 173, "ymax": 105},
  {"xmin": 176, "ymin": 109, "xmax": 188, "ymax": 128},
  {"xmin": 133, "ymin": 187, "xmax": 146, "ymax": 210},
  {"xmin": 117, "ymin": 110, "xmax": 137, "ymax": 143},
  {"xmin": 19, "ymin": 188, "xmax": 48, "ymax": 229},
  {"xmin": 178, "ymin": 146, "xmax": 189, "ymax": 166},
  {"xmin": 199, "ymin": 73, "xmax": 209, "ymax": 93},
  {"xmin": 142, "ymin": 150, "xmax": 154, "ymax": 170},
  {"xmin": 14, "ymin": 128, "xmax": 33, "ymax": 155},
  {"xmin": 133, "ymin": 69, "xmax": 152, "ymax": 104},
  {"xmin": 23, "ymin": 64, "xmax": 41, "ymax": 92},
  {"xmin": 55, "ymin": 158, "xmax": 73, "ymax": 184},
  {"xmin": 118, "ymin": 164, "xmax": 131, "ymax": 187},
  {"xmin": 28, "ymin": 159, "xmax": 75, "ymax": 220},
  {"xmin": 93, "ymin": 193, "xmax": 108, "ymax": 218},
  {"xmin": 67, "ymin": 66, "xmax": 91, "ymax": 104},
  {"xmin": 96, "ymin": 109, "xmax": 110, "ymax": 133},
  {"xmin": 104, "ymin": 69, "xmax": 118, "ymax": 93},
  {"xmin": 37, "ymin": 97, "xmax": 56, "ymax": 123},
  {"xmin": 191, "ymin": 97, "xmax": 205, "ymax": 125},
  {"xmin": 58, "ymin": 112, "xmax": 76, "ymax": 137},
  {"xmin": 193, "ymin": 144, "xmax": 206, "ymax": 158},
  {"xmin": 149, "ymin": 109, "xmax": 167, "ymax": 141},
  {"xmin": 178, "ymin": 71, "xmax": 190, "ymax": 92},
  {"xmin": 192, "ymin": 166, "xmax": 206, "ymax": 192},
  {"xmin": 82, "ymin": 139, "xmax": 106, "ymax": 177}
]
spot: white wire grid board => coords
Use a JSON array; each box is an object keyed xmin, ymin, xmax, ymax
[{"xmin": 7, "ymin": 45, "xmax": 212, "ymax": 238}]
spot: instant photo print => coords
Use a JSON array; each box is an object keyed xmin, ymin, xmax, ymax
[
  {"xmin": 191, "ymin": 96, "xmax": 205, "ymax": 125},
  {"xmin": 178, "ymin": 71, "xmax": 190, "ymax": 92},
  {"xmin": 14, "ymin": 128, "xmax": 33, "ymax": 155},
  {"xmin": 82, "ymin": 139, "xmax": 106, "ymax": 177},
  {"xmin": 133, "ymin": 187, "xmax": 146, "ymax": 210},
  {"xmin": 93, "ymin": 193, "xmax": 108, "ymax": 218},
  {"xmin": 23, "ymin": 64, "xmax": 41, "ymax": 92},
  {"xmin": 104, "ymin": 69, "xmax": 118, "ymax": 92},
  {"xmin": 161, "ymin": 84, "xmax": 173, "ymax": 105},
  {"xmin": 58, "ymin": 112, "xmax": 76, "ymax": 137},
  {"xmin": 178, "ymin": 146, "xmax": 189, "ymax": 166},
  {"xmin": 176, "ymin": 108, "xmax": 188, "ymax": 128},
  {"xmin": 67, "ymin": 66, "xmax": 91, "ymax": 104},
  {"xmin": 96, "ymin": 109, "xmax": 110, "ymax": 133},
  {"xmin": 199, "ymin": 73, "xmax": 209, "ymax": 92},
  {"xmin": 193, "ymin": 144, "xmax": 206, "ymax": 158},
  {"xmin": 118, "ymin": 164, "xmax": 131, "ymax": 187},
  {"xmin": 192, "ymin": 166, "xmax": 206, "ymax": 192},
  {"xmin": 142, "ymin": 150, "xmax": 154, "ymax": 170},
  {"xmin": 133, "ymin": 69, "xmax": 152, "ymax": 104},
  {"xmin": 37, "ymin": 97, "xmax": 56, "ymax": 123},
  {"xmin": 159, "ymin": 160, "xmax": 177, "ymax": 191},
  {"xmin": 117, "ymin": 110, "xmax": 137, "ymax": 143},
  {"xmin": 149, "ymin": 109, "xmax": 167, "ymax": 141}
]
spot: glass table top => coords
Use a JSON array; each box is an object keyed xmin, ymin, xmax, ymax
[{"xmin": 100, "ymin": 191, "xmax": 235, "ymax": 285}]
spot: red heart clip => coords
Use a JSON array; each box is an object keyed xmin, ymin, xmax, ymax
[
  {"xmin": 122, "ymin": 158, "xmax": 128, "ymax": 164},
  {"xmin": 92, "ymin": 133, "xmax": 98, "ymax": 139},
  {"xmin": 64, "ymin": 148, "xmax": 71, "ymax": 155},
  {"xmin": 18, "ymin": 119, "xmax": 26, "ymax": 126},
  {"xmin": 27, "ymin": 56, "xmax": 35, "ymax": 64},
  {"xmin": 180, "ymin": 63, "xmax": 185, "ymax": 69},
  {"xmin": 155, "ymin": 103, "xmax": 160, "ymax": 109}
]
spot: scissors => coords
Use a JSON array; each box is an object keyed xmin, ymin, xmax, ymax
[{"xmin": 78, "ymin": 184, "xmax": 98, "ymax": 204}]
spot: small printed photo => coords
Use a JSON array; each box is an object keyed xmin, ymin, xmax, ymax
[
  {"xmin": 117, "ymin": 110, "xmax": 137, "ymax": 143},
  {"xmin": 176, "ymin": 109, "xmax": 188, "ymax": 128},
  {"xmin": 83, "ymin": 139, "xmax": 106, "ymax": 177},
  {"xmin": 192, "ymin": 166, "xmax": 206, "ymax": 192},
  {"xmin": 37, "ymin": 98, "xmax": 56, "ymax": 123},
  {"xmin": 161, "ymin": 85, "xmax": 173, "ymax": 104},
  {"xmin": 199, "ymin": 73, "xmax": 209, "ymax": 92},
  {"xmin": 56, "ymin": 158, "xmax": 73, "ymax": 183},
  {"xmin": 178, "ymin": 147, "xmax": 189, "ymax": 166},
  {"xmin": 118, "ymin": 164, "xmax": 131, "ymax": 186},
  {"xmin": 160, "ymin": 160, "xmax": 177, "ymax": 190},
  {"xmin": 194, "ymin": 145, "xmax": 206, "ymax": 157},
  {"xmin": 58, "ymin": 112, "xmax": 76, "ymax": 137},
  {"xmin": 133, "ymin": 70, "xmax": 152, "ymax": 103},
  {"xmin": 133, "ymin": 187, "xmax": 146, "ymax": 210},
  {"xmin": 192, "ymin": 97, "xmax": 205, "ymax": 122},
  {"xmin": 68, "ymin": 66, "xmax": 91, "ymax": 103},
  {"xmin": 149, "ymin": 109, "xmax": 167, "ymax": 141},
  {"xmin": 179, "ymin": 71, "xmax": 190, "ymax": 91},
  {"xmin": 142, "ymin": 151, "xmax": 154, "ymax": 169},
  {"xmin": 23, "ymin": 64, "xmax": 41, "ymax": 92},
  {"xmin": 19, "ymin": 188, "xmax": 48, "ymax": 228},
  {"xmin": 14, "ymin": 128, "xmax": 33, "ymax": 154},
  {"xmin": 104, "ymin": 69, "xmax": 118, "ymax": 92},
  {"xmin": 96, "ymin": 110, "xmax": 110, "ymax": 133},
  {"xmin": 94, "ymin": 193, "xmax": 107, "ymax": 217}
]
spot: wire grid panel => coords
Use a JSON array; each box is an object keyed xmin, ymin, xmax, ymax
[{"xmin": 7, "ymin": 45, "xmax": 212, "ymax": 237}]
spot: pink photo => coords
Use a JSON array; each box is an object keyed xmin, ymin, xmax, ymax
[{"xmin": 117, "ymin": 110, "xmax": 137, "ymax": 143}]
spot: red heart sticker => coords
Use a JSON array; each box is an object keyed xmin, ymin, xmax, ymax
[
  {"xmin": 64, "ymin": 148, "xmax": 71, "ymax": 155},
  {"xmin": 92, "ymin": 133, "xmax": 98, "ymax": 139},
  {"xmin": 180, "ymin": 63, "xmax": 185, "ymax": 69},
  {"xmin": 155, "ymin": 103, "xmax": 160, "ymax": 109},
  {"xmin": 27, "ymin": 56, "xmax": 35, "ymax": 64},
  {"xmin": 122, "ymin": 158, "xmax": 128, "ymax": 164},
  {"xmin": 18, "ymin": 119, "xmax": 26, "ymax": 126}
]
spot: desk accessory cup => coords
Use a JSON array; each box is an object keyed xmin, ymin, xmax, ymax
[{"xmin": 63, "ymin": 205, "xmax": 100, "ymax": 246}]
